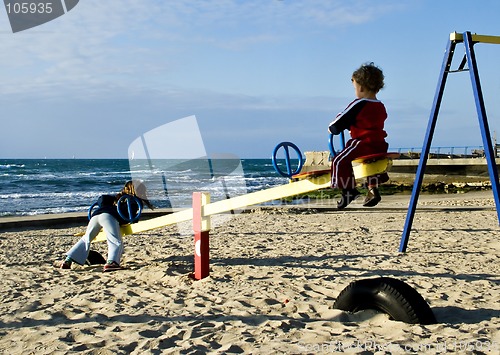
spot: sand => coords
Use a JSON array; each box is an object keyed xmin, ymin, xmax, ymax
[{"xmin": 0, "ymin": 191, "xmax": 499, "ymax": 354}]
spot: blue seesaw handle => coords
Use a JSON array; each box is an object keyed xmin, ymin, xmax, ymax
[
  {"xmin": 328, "ymin": 132, "xmax": 346, "ymax": 158},
  {"xmin": 88, "ymin": 195, "xmax": 143, "ymax": 223},
  {"xmin": 272, "ymin": 141, "xmax": 304, "ymax": 178},
  {"xmin": 116, "ymin": 195, "xmax": 143, "ymax": 223},
  {"xmin": 88, "ymin": 202, "xmax": 99, "ymax": 220}
]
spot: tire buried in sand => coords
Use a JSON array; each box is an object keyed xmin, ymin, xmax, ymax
[{"xmin": 333, "ymin": 277, "xmax": 437, "ymax": 324}]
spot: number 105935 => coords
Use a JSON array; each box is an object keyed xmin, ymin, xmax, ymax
[{"xmin": 5, "ymin": 2, "xmax": 53, "ymax": 14}]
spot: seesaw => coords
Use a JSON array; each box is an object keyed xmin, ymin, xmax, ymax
[
  {"xmin": 78, "ymin": 135, "xmax": 400, "ymax": 280},
  {"xmin": 88, "ymin": 135, "xmax": 397, "ymax": 244},
  {"xmin": 90, "ymin": 173, "xmax": 331, "ymax": 243}
]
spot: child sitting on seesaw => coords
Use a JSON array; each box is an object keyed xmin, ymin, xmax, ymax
[{"xmin": 328, "ymin": 62, "xmax": 389, "ymax": 209}]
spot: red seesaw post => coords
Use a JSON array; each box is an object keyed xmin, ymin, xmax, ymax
[{"xmin": 193, "ymin": 192, "xmax": 211, "ymax": 280}]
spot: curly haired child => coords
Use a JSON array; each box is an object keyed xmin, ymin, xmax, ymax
[{"xmin": 328, "ymin": 62, "xmax": 389, "ymax": 209}]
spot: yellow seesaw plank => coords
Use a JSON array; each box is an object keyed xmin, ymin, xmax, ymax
[
  {"xmin": 352, "ymin": 158, "xmax": 392, "ymax": 179},
  {"xmin": 90, "ymin": 173, "xmax": 331, "ymax": 242},
  {"xmin": 204, "ymin": 173, "xmax": 330, "ymax": 216},
  {"xmin": 90, "ymin": 208, "xmax": 193, "ymax": 242}
]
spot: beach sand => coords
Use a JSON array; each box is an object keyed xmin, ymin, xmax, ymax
[{"xmin": 1, "ymin": 191, "xmax": 499, "ymax": 354}]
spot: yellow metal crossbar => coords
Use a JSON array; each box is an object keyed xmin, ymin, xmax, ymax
[
  {"xmin": 91, "ymin": 173, "xmax": 331, "ymax": 242},
  {"xmin": 450, "ymin": 32, "xmax": 500, "ymax": 45}
]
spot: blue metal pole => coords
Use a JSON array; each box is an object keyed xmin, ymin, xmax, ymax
[
  {"xmin": 399, "ymin": 37, "xmax": 457, "ymax": 252},
  {"xmin": 463, "ymin": 31, "xmax": 500, "ymax": 223}
]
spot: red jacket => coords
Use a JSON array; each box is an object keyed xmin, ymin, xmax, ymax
[{"xmin": 328, "ymin": 98, "xmax": 387, "ymax": 142}]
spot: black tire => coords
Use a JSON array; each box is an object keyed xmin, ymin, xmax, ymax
[
  {"xmin": 333, "ymin": 277, "xmax": 436, "ymax": 324},
  {"xmin": 86, "ymin": 250, "xmax": 106, "ymax": 265}
]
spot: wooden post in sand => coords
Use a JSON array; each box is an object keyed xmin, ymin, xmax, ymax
[{"xmin": 193, "ymin": 192, "xmax": 211, "ymax": 280}]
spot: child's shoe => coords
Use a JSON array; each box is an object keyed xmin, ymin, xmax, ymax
[
  {"xmin": 363, "ymin": 187, "xmax": 381, "ymax": 207},
  {"xmin": 59, "ymin": 261, "xmax": 71, "ymax": 269},
  {"xmin": 337, "ymin": 188, "xmax": 361, "ymax": 209},
  {"xmin": 103, "ymin": 261, "xmax": 122, "ymax": 272}
]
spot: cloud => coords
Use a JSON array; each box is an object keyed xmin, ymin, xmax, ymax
[
  {"xmin": 0, "ymin": 0, "xmax": 418, "ymax": 158},
  {"xmin": 0, "ymin": 1, "xmax": 161, "ymax": 95},
  {"xmin": 0, "ymin": 0, "xmax": 408, "ymax": 98}
]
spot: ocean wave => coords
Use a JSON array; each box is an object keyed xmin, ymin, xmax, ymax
[
  {"xmin": 0, "ymin": 191, "xmax": 100, "ymax": 199},
  {"xmin": 0, "ymin": 206, "xmax": 87, "ymax": 217},
  {"xmin": 0, "ymin": 158, "xmax": 286, "ymax": 216},
  {"xmin": 0, "ymin": 164, "xmax": 25, "ymax": 169}
]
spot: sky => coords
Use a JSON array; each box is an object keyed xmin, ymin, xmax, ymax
[{"xmin": 1, "ymin": 0, "xmax": 500, "ymax": 159}]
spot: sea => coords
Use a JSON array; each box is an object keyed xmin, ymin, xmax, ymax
[{"xmin": 0, "ymin": 158, "xmax": 292, "ymax": 217}]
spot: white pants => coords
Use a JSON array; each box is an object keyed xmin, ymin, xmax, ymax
[{"xmin": 67, "ymin": 213, "xmax": 123, "ymax": 265}]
